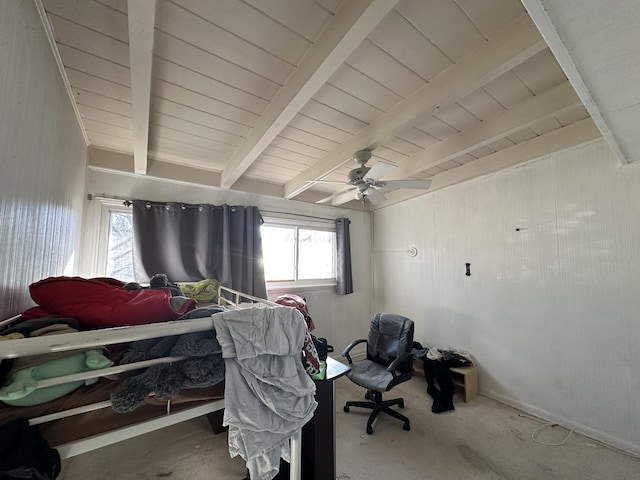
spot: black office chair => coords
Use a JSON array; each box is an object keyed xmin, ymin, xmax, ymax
[{"xmin": 342, "ymin": 313, "xmax": 414, "ymax": 434}]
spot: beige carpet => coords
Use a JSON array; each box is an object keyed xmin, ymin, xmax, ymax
[{"xmin": 61, "ymin": 374, "xmax": 640, "ymax": 479}]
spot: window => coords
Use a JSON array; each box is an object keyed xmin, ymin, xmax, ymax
[
  {"xmin": 85, "ymin": 200, "xmax": 336, "ymax": 289},
  {"xmin": 261, "ymin": 226, "xmax": 295, "ymax": 281},
  {"xmin": 261, "ymin": 218, "xmax": 336, "ymax": 286},
  {"xmin": 81, "ymin": 197, "xmax": 135, "ymax": 281},
  {"xmin": 106, "ymin": 211, "xmax": 134, "ymax": 281}
]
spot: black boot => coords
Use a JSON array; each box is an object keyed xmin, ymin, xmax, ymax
[
  {"xmin": 423, "ymin": 357, "xmax": 441, "ymax": 398},
  {"xmin": 428, "ymin": 358, "xmax": 455, "ymax": 413}
]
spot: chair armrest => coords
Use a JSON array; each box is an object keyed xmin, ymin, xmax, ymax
[
  {"xmin": 386, "ymin": 351, "xmax": 412, "ymax": 382},
  {"xmin": 341, "ymin": 339, "xmax": 367, "ymax": 364}
]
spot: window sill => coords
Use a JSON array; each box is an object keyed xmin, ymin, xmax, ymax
[{"xmin": 266, "ymin": 282, "xmax": 336, "ymax": 295}]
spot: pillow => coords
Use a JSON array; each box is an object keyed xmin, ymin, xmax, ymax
[{"xmin": 0, "ymin": 349, "xmax": 113, "ymax": 407}]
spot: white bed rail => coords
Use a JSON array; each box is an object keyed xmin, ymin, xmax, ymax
[
  {"xmin": 0, "ymin": 314, "xmax": 21, "ymax": 330},
  {"xmin": 55, "ymin": 400, "xmax": 226, "ymax": 458},
  {"xmin": 0, "ymin": 316, "xmax": 215, "ymax": 359},
  {"xmin": 218, "ymin": 285, "xmax": 278, "ymax": 308},
  {"xmin": 35, "ymin": 356, "xmax": 188, "ymax": 389}
]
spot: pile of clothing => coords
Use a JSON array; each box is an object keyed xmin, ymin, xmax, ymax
[{"xmin": 412, "ymin": 343, "xmax": 474, "ymax": 413}]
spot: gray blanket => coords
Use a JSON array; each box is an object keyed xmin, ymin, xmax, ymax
[
  {"xmin": 213, "ymin": 306, "xmax": 317, "ymax": 480},
  {"xmin": 110, "ymin": 314, "xmax": 225, "ymax": 413}
]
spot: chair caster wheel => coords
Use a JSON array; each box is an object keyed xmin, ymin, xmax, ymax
[
  {"xmin": 399, "ymin": 400, "xmax": 405, "ymax": 409},
  {"xmin": 366, "ymin": 426, "xmax": 373, "ymax": 435},
  {"xmin": 403, "ymin": 422, "xmax": 410, "ymax": 431},
  {"xmin": 344, "ymin": 405, "xmax": 350, "ymax": 412}
]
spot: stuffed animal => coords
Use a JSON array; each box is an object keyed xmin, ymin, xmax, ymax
[{"xmin": 149, "ymin": 273, "xmax": 185, "ymax": 297}]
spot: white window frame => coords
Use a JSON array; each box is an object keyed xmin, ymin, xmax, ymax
[
  {"xmin": 79, "ymin": 197, "xmax": 133, "ymax": 279},
  {"xmin": 262, "ymin": 215, "xmax": 337, "ymax": 292},
  {"xmin": 81, "ymin": 203, "xmax": 338, "ymax": 291}
]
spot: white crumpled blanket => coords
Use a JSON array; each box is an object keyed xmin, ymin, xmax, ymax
[{"xmin": 212, "ymin": 306, "xmax": 317, "ymax": 480}]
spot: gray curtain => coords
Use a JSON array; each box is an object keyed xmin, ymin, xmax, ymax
[
  {"xmin": 132, "ymin": 200, "xmax": 267, "ymax": 298},
  {"xmin": 335, "ymin": 218, "xmax": 353, "ymax": 295}
]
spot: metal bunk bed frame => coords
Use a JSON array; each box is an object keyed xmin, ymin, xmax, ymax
[{"xmin": 0, "ymin": 286, "xmax": 302, "ymax": 479}]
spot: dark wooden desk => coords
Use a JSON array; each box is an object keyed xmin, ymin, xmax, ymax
[{"xmin": 274, "ymin": 357, "xmax": 351, "ymax": 480}]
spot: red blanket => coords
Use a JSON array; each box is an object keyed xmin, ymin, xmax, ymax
[{"xmin": 24, "ymin": 276, "xmax": 196, "ymax": 328}]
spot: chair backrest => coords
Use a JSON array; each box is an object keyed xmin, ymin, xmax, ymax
[{"xmin": 366, "ymin": 313, "xmax": 414, "ymax": 373}]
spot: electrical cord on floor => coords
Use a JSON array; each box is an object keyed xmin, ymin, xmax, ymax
[
  {"xmin": 531, "ymin": 421, "xmax": 573, "ymax": 446},
  {"xmin": 518, "ymin": 413, "xmax": 573, "ymax": 446},
  {"xmin": 518, "ymin": 413, "xmax": 640, "ymax": 459}
]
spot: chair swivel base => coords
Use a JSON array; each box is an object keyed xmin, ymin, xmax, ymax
[{"xmin": 344, "ymin": 390, "xmax": 410, "ymax": 434}]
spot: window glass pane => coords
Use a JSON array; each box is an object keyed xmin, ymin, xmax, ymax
[
  {"xmin": 261, "ymin": 226, "xmax": 295, "ymax": 281},
  {"xmin": 107, "ymin": 211, "xmax": 134, "ymax": 282},
  {"xmin": 298, "ymin": 229, "xmax": 335, "ymax": 280}
]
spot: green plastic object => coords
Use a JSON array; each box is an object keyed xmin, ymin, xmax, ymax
[
  {"xmin": 0, "ymin": 349, "xmax": 113, "ymax": 407},
  {"xmin": 311, "ymin": 360, "xmax": 327, "ymax": 381}
]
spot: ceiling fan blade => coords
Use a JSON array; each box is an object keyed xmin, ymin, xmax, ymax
[
  {"xmin": 363, "ymin": 186, "xmax": 386, "ymax": 205},
  {"xmin": 376, "ymin": 179, "xmax": 432, "ymax": 190},
  {"xmin": 316, "ymin": 187, "xmax": 357, "ymax": 204},
  {"xmin": 305, "ymin": 179, "xmax": 345, "ymax": 185},
  {"xmin": 363, "ymin": 162, "xmax": 397, "ymax": 182}
]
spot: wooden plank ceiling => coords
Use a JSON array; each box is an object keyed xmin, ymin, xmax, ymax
[{"xmin": 39, "ymin": 0, "xmax": 600, "ymax": 209}]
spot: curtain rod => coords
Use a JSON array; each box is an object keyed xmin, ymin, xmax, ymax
[
  {"xmin": 260, "ymin": 210, "xmax": 337, "ymax": 223},
  {"xmin": 89, "ymin": 195, "xmax": 342, "ymax": 222},
  {"xmin": 88, "ymin": 194, "xmax": 129, "ymax": 202},
  {"xmin": 90, "ymin": 195, "xmax": 246, "ymax": 210}
]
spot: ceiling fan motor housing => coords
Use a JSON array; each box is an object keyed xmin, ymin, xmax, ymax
[{"xmin": 347, "ymin": 166, "xmax": 371, "ymax": 184}]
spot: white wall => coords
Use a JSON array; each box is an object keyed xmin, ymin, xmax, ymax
[
  {"xmin": 373, "ymin": 139, "xmax": 640, "ymax": 455},
  {"xmin": 83, "ymin": 167, "xmax": 374, "ymax": 353},
  {"xmin": 0, "ymin": 1, "xmax": 87, "ymax": 319}
]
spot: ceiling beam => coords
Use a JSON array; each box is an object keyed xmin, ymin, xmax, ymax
[
  {"xmin": 367, "ymin": 118, "xmax": 601, "ymax": 209},
  {"xmin": 34, "ymin": 0, "xmax": 90, "ymax": 146},
  {"xmin": 520, "ymin": 0, "xmax": 629, "ymax": 165},
  {"xmin": 127, "ymin": 0, "xmax": 157, "ymax": 175},
  {"xmin": 220, "ymin": 0, "xmax": 400, "ymax": 189},
  {"xmin": 284, "ymin": 13, "xmax": 548, "ymax": 200},
  {"xmin": 390, "ymin": 81, "xmax": 582, "ymax": 180},
  {"xmin": 330, "ymin": 80, "xmax": 582, "ymax": 207}
]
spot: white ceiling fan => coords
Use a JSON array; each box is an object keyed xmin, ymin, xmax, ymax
[{"xmin": 310, "ymin": 149, "xmax": 432, "ymax": 205}]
